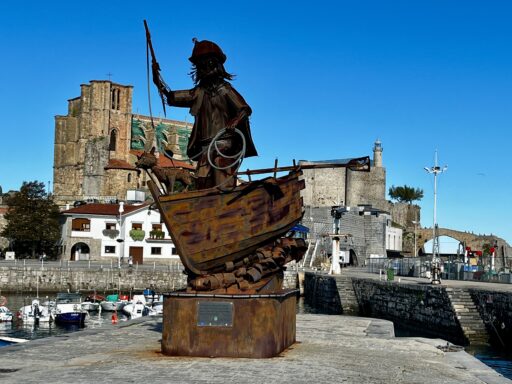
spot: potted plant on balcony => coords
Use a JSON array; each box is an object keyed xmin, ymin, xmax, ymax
[
  {"xmin": 102, "ymin": 229, "xmax": 120, "ymax": 239},
  {"xmin": 129, "ymin": 229, "xmax": 145, "ymax": 241},
  {"xmin": 150, "ymin": 229, "xmax": 165, "ymax": 239}
]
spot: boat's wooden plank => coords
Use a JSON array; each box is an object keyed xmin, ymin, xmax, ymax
[
  {"xmin": 171, "ymin": 205, "xmax": 303, "ymax": 264},
  {"xmin": 155, "ymin": 172, "xmax": 304, "ymax": 273},
  {"xmin": 164, "ymin": 196, "xmax": 301, "ymax": 241}
]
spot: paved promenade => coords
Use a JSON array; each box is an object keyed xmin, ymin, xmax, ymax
[
  {"xmin": 0, "ymin": 314, "xmax": 509, "ymax": 383},
  {"xmin": 341, "ymin": 268, "xmax": 512, "ymax": 292}
]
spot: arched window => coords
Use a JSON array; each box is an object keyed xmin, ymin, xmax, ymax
[
  {"xmin": 109, "ymin": 129, "xmax": 117, "ymax": 151},
  {"xmin": 127, "ymin": 173, "xmax": 132, "ymax": 183},
  {"xmin": 111, "ymin": 88, "xmax": 120, "ymax": 110}
]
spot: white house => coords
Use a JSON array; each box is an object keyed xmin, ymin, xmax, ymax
[{"xmin": 60, "ymin": 202, "xmax": 180, "ymax": 264}]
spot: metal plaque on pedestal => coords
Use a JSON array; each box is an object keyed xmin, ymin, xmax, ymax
[{"xmin": 161, "ymin": 289, "xmax": 298, "ymax": 358}]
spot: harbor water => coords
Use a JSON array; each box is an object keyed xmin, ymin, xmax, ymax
[{"xmin": 0, "ymin": 292, "xmax": 131, "ymax": 346}]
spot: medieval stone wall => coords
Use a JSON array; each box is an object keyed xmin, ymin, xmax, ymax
[
  {"xmin": 302, "ymin": 206, "xmax": 389, "ymax": 264},
  {"xmin": 387, "ymin": 203, "xmax": 420, "ymax": 229},
  {"xmin": 346, "ymin": 167, "xmax": 387, "ymax": 211},
  {"xmin": 103, "ymin": 169, "xmax": 139, "ymax": 200},
  {"xmin": 301, "ymin": 168, "xmax": 346, "ymax": 207}
]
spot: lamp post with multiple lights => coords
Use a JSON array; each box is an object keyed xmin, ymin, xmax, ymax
[{"xmin": 424, "ymin": 151, "xmax": 447, "ymax": 285}]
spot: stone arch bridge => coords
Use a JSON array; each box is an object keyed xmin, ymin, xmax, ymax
[{"xmin": 415, "ymin": 227, "xmax": 509, "ymax": 257}]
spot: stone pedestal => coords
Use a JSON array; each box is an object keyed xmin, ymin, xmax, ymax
[{"xmin": 161, "ymin": 289, "xmax": 298, "ymax": 358}]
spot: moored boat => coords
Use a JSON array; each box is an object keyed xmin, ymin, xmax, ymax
[
  {"xmin": 0, "ymin": 306, "xmax": 13, "ymax": 322},
  {"xmin": 122, "ymin": 295, "xmax": 153, "ymax": 319},
  {"xmin": 18, "ymin": 299, "xmax": 53, "ymax": 323},
  {"xmin": 81, "ymin": 293, "xmax": 105, "ymax": 312},
  {"xmin": 54, "ymin": 293, "xmax": 88, "ymax": 325},
  {"xmin": 100, "ymin": 294, "xmax": 128, "ymax": 312}
]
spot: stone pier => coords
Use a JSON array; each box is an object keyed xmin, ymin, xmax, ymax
[{"xmin": 0, "ymin": 314, "xmax": 508, "ymax": 383}]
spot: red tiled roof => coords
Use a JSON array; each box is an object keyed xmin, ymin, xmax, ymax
[
  {"xmin": 0, "ymin": 207, "xmax": 8, "ymax": 214},
  {"xmin": 130, "ymin": 150, "xmax": 195, "ymax": 170},
  {"xmin": 104, "ymin": 159, "xmax": 138, "ymax": 171},
  {"xmin": 62, "ymin": 203, "xmax": 150, "ymax": 216}
]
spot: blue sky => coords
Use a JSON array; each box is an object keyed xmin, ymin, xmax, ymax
[{"xmin": 0, "ymin": 1, "xmax": 511, "ymax": 244}]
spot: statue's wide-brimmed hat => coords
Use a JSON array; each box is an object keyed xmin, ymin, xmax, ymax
[{"xmin": 189, "ymin": 39, "xmax": 226, "ymax": 64}]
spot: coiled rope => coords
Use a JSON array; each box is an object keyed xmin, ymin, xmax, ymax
[{"xmin": 206, "ymin": 128, "xmax": 246, "ymax": 190}]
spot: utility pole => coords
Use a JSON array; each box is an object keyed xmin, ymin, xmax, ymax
[
  {"xmin": 117, "ymin": 202, "xmax": 125, "ymax": 269},
  {"xmin": 424, "ymin": 151, "xmax": 447, "ymax": 285}
]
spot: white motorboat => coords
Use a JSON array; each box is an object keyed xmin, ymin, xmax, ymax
[
  {"xmin": 81, "ymin": 302, "xmax": 100, "ymax": 312},
  {"xmin": 54, "ymin": 293, "xmax": 88, "ymax": 325},
  {"xmin": 81, "ymin": 293, "xmax": 104, "ymax": 312},
  {"xmin": 151, "ymin": 296, "xmax": 163, "ymax": 315},
  {"xmin": 18, "ymin": 299, "xmax": 53, "ymax": 323},
  {"xmin": 0, "ymin": 306, "xmax": 13, "ymax": 322},
  {"xmin": 100, "ymin": 294, "xmax": 128, "ymax": 312},
  {"xmin": 122, "ymin": 295, "xmax": 154, "ymax": 318}
]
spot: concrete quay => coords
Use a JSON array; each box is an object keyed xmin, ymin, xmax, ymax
[
  {"xmin": 340, "ymin": 268, "xmax": 512, "ymax": 292},
  {"xmin": 1, "ymin": 314, "xmax": 509, "ymax": 383}
]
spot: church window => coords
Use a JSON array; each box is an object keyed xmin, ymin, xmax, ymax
[
  {"xmin": 127, "ymin": 173, "xmax": 131, "ymax": 183},
  {"xmin": 109, "ymin": 129, "xmax": 117, "ymax": 151},
  {"xmin": 111, "ymin": 88, "xmax": 121, "ymax": 110}
]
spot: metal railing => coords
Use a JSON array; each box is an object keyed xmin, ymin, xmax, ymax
[
  {"xmin": 0, "ymin": 259, "xmax": 184, "ymax": 273},
  {"xmin": 365, "ymin": 257, "xmax": 512, "ymax": 284}
]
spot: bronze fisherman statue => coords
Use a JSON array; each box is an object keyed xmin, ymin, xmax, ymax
[{"xmin": 149, "ymin": 35, "xmax": 258, "ymax": 190}]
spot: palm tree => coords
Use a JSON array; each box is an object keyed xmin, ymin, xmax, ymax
[{"xmin": 388, "ymin": 185, "xmax": 424, "ymax": 204}]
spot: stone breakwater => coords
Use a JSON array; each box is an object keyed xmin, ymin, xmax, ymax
[
  {"xmin": 303, "ymin": 271, "xmax": 512, "ymax": 348},
  {"xmin": 0, "ymin": 266, "xmax": 298, "ymax": 294},
  {"xmin": 470, "ymin": 289, "xmax": 512, "ymax": 347},
  {"xmin": 0, "ymin": 266, "xmax": 187, "ymax": 293},
  {"xmin": 351, "ymin": 278, "xmax": 466, "ymax": 344}
]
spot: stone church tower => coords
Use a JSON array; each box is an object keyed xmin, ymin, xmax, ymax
[{"xmin": 53, "ymin": 80, "xmax": 192, "ymax": 207}]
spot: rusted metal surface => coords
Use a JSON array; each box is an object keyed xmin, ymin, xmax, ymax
[
  {"xmin": 237, "ymin": 155, "xmax": 371, "ymax": 176},
  {"xmin": 148, "ymin": 170, "xmax": 305, "ymax": 277},
  {"xmin": 187, "ymin": 238, "xmax": 306, "ymax": 294},
  {"xmin": 135, "ymin": 147, "xmax": 195, "ymax": 194},
  {"xmin": 161, "ymin": 290, "xmax": 298, "ymax": 358}
]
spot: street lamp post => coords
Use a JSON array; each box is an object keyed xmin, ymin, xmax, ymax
[
  {"xmin": 424, "ymin": 151, "xmax": 447, "ymax": 285},
  {"xmin": 411, "ymin": 220, "xmax": 418, "ymax": 257},
  {"xmin": 117, "ymin": 202, "xmax": 125, "ymax": 269}
]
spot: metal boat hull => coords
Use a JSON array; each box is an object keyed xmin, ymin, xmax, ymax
[{"xmin": 149, "ymin": 170, "xmax": 305, "ymax": 275}]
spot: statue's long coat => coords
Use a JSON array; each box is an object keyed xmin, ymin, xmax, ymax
[{"xmin": 168, "ymin": 81, "xmax": 258, "ymax": 160}]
